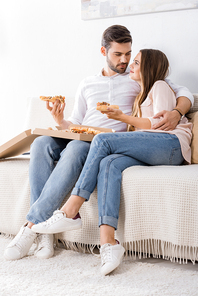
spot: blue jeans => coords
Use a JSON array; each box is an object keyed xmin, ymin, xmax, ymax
[
  {"xmin": 26, "ymin": 136, "xmax": 91, "ymax": 224},
  {"xmin": 71, "ymin": 131, "xmax": 184, "ymax": 230}
]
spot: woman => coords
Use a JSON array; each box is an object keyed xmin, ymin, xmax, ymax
[{"xmin": 33, "ymin": 49, "xmax": 192, "ymax": 275}]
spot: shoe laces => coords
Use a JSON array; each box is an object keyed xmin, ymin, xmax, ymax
[
  {"xmin": 100, "ymin": 243, "xmax": 112, "ymax": 266},
  {"xmin": 36, "ymin": 234, "xmax": 53, "ymax": 251},
  {"xmin": 41, "ymin": 210, "xmax": 65, "ymax": 227}
]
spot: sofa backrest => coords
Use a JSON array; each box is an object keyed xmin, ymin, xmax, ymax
[
  {"xmin": 189, "ymin": 94, "xmax": 198, "ymax": 113},
  {"xmin": 23, "ymin": 97, "xmax": 75, "ymax": 130}
]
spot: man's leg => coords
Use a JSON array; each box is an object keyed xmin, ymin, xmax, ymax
[
  {"xmin": 4, "ymin": 137, "xmax": 91, "ymax": 260},
  {"xmin": 4, "ymin": 136, "xmax": 68, "ymax": 261},
  {"xmin": 27, "ymin": 139, "xmax": 91, "ymax": 224},
  {"xmin": 29, "ymin": 135, "xmax": 71, "ymax": 206}
]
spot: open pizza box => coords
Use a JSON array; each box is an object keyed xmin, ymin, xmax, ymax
[{"xmin": 0, "ymin": 125, "xmax": 114, "ymax": 159}]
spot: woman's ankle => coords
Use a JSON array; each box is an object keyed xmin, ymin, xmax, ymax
[
  {"xmin": 100, "ymin": 224, "xmax": 116, "ymax": 246},
  {"xmin": 101, "ymin": 238, "xmax": 117, "ymax": 246},
  {"xmin": 60, "ymin": 195, "xmax": 85, "ymax": 218}
]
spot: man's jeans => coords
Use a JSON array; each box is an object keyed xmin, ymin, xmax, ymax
[
  {"xmin": 26, "ymin": 136, "xmax": 91, "ymax": 224},
  {"xmin": 71, "ymin": 131, "xmax": 184, "ymax": 230}
]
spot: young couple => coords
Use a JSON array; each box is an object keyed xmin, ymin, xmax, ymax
[{"xmin": 4, "ymin": 25, "xmax": 193, "ymax": 276}]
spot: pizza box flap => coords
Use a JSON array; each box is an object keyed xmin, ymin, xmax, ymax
[{"xmin": 0, "ymin": 130, "xmax": 39, "ymax": 159}]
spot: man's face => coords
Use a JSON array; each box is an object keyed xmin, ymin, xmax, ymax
[{"xmin": 105, "ymin": 42, "xmax": 132, "ymax": 74}]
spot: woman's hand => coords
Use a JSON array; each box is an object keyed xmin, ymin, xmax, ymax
[
  {"xmin": 46, "ymin": 100, "xmax": 66, "ymax": 126},
  {"xmin": 102, "ymin": 107, "xmax": 151, "ymax": 129},
  {"xmin": 102, "ymin": 108, "xmax": 123, "ymax": 120}
]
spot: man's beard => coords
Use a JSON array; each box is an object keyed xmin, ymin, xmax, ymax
[{"xmin": 107, "ymin": 56, "xmax": 128, "ymax": 74}]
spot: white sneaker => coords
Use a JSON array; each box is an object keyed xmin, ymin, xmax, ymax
[
  {"xmin": 31, "ymin": 210, "xmax": 82, "ymax": 234},
  {"xmin": 100, "ymin": 242, "xmax": 125, "ymax": 276},
  {"xmin": 34, "ymin": 234, "xmax": 54, "ymax": 259},
  {"xmin": 4, "ymin": 224, "xmax": 37, "ymax": 260}
]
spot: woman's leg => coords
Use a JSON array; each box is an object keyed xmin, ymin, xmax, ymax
[
  {"xmin": 32, "ymin": 131, "xmax": 183, "ymax": 234},
  {"xmin": 98, "ymin": 154, "xmax": 146, "ymax": 243},
  {"xmin": 71, "ymin": 131, "xmax": 183, "ymax": 201},
  {"xmin": 98, "ymin": 154, "xmax": 147, "ymax": 275}
]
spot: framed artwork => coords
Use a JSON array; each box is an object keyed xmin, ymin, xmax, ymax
[{"xmin": 81, "ymin": 0, "xmax": 198, "ymax": 20}]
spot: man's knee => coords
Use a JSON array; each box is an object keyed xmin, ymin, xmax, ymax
[
  {"xmin": 66, "ymin": 140, "xmax": 90, "ymax": 155},
  {"xmin": 30, "ymin": 136, "xmax": 52, "ymax": 153},
  {"xmin": 99, "ymin": 155, "xmax": 119, "ymax": 170}
]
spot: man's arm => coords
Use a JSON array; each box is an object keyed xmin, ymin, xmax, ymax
[
  {"xmin": 152, "ymin": 96, "xmax": 192, "ymax": 130},
  {"xmin": 152, "ymin": 78, "xmax": 194, "ymax": 130}
]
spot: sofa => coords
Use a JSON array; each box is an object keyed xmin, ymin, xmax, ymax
[{"xmin": 0, "ymin": 95, "xmax": 198, "ymax": 264}]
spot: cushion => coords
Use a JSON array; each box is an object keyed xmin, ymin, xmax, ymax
[
  {"xmin": 187, "ymin": 111, "xmax": 198, "ymax": 164},
  {"xmin": 190, "ymin": 94, "xmax": 198, "ymax": 113}
]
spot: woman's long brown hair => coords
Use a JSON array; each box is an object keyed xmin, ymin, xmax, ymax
[{"xmin": 130, "ymin": 49, "xmax": 170, "ymax": 124}]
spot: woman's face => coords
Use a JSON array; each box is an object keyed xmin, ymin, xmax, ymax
[{"xmin": 129, "ymin": 52, "xmax": 141, "ymax": 84}]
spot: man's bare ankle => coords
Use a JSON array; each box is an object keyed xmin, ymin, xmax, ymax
[{"xmin": 26, "ymin": 222, "xmax": 35, "ymax": 229}]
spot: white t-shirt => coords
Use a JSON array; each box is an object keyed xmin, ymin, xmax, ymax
[{"xmin": 68, "ymin": 69, "xmax": 194, "ymax": 132}]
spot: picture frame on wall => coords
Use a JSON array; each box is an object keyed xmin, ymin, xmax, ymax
[{"xmin": 81, "ymin": 0, "xmax": 198, "ymax": 20}]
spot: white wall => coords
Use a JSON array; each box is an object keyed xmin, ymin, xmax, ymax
[{"xmin": 0, "ymin": 1, "xmax": 198, "ymax": 145}]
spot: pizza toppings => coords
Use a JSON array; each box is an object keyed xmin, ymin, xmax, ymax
[
  {"xmin": 97, "ymin": 102, "xmax": 110, "ymax": 106},
  {"xmin": 69, "ymin": 126, "xmax": 102, "ymax": 135}
]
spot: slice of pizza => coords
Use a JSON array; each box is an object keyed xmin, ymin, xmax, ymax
[
  {"xmin": 69, "ymin": 127, "xmax": 89, "ymax": 134},
  {"xmin": 40, "ymin": 95, "xmax": 65, "ymax": 104},
  {"xmin": 96, "ymin": 102, "xmax": 119, "ymax": 111}
]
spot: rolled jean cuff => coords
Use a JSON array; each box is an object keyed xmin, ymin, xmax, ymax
[
  {"xmin": 99, "ymin": 215, "xmax": 118, "ymax": 230},
  {"xmin": 71, "ymin": 187, "xmax": 91, "ymax": 201},
  {"xmin": 26, "ymin": 214, "xmax": 42, "ymax": 225}
]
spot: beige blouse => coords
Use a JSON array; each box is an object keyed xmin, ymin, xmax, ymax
[{"xmin": 138, "ymin": 80, "xmax": 192, "ymax": 164}]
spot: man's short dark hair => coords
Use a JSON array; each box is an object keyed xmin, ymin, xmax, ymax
[{"xmin": 101, "ymin": 25, "xmax": 132, "ymax": 51}]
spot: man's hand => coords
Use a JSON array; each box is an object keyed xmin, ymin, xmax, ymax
[
  {"xmin": 46, "ymin": 99, "xmax": 66, "ymax": 126},
  {"xmin": 152, "ymin": 110, "xmax": 181, "ymax": 131}
]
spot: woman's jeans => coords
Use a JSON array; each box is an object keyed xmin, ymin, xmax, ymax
[
  {"xmin": 71, "ymin": 131, "xmax": 184, "ymax": 230},
  {"xmin": 26, "ymin": 136, "xmax": 91, "ymax": 224}
]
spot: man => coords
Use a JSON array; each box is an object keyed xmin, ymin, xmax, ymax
[{"xmin": 4, "ymin": 25, "xmax": 194, "ymax": 261}]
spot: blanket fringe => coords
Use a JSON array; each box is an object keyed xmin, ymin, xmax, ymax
[
  {"xmin": 122, "ymin": 239, "xmax": 198, "ymax": 265},
  {"xmin": 0, "ymin": 232, "xmax": 15, "ymax": 239},
  {"xmin": 55, "ymin": 237, "xmax": 197, "ymax": 264}
]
